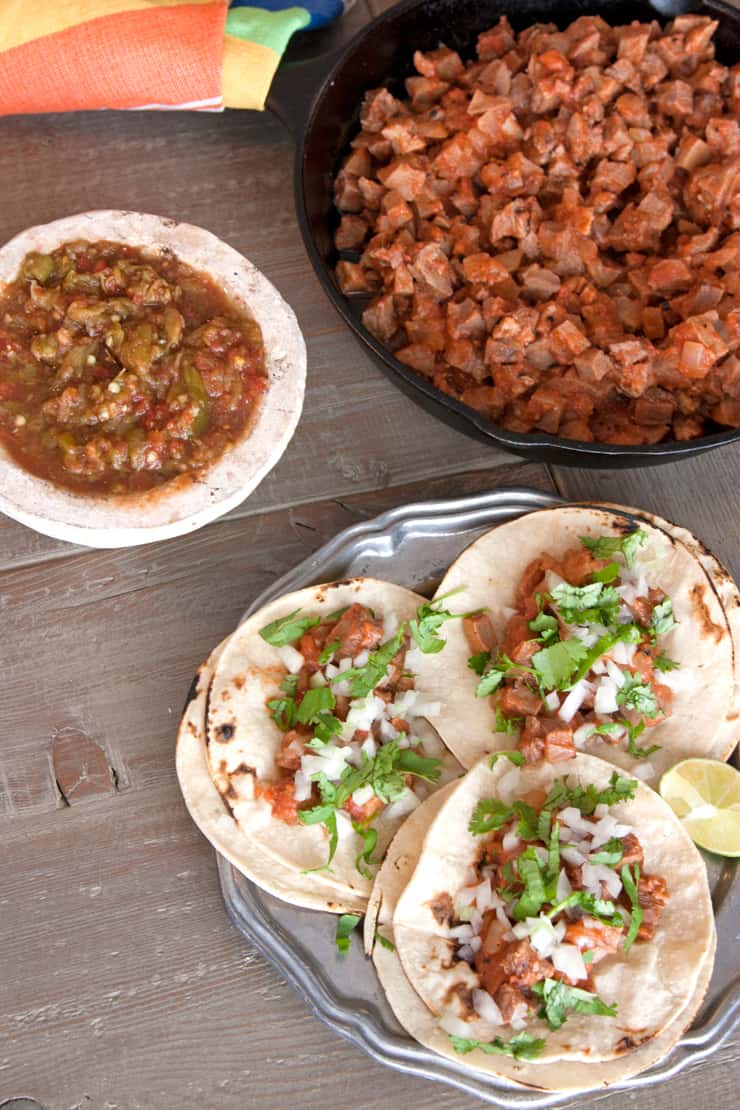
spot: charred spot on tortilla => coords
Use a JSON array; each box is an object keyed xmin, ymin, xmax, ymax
[
  {"xmin": 215, "ymin": 722, "xmax": 236, "ymax": 742},
  {"xmin": 429, "ymin": 892, "xmax": 455, "ymax": 927},
  {"xmin": 615, "ymin": 1033, "xmax": 653, "ymax": 1054},
  {"xmin": 232, "ymin": 675, "xmax": 246, "ymax": 690},
  {"xmin": 690, "ymin": 582, "xmax": 725, "ymax": 643},
  {"xmin": 443, "ymin": 981, "xmax": 476, "ymax": 1019},
  {"xmin": 224, "ymin": 782, "xmax": 239, "ymax": 802}
]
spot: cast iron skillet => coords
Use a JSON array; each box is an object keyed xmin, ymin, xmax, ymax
[{"xmin": 268, "ymin": 0, "xmax": 740, "ymax": 468}]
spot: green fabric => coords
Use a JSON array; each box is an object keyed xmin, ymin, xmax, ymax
[{"xmin": 225, "ymin": 6, "xmax": 311, "ymax": 54}]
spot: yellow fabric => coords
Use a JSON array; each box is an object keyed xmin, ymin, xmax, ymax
[
  {"xmin": 221, "ymin": 33, "xmax": 279, "ymax": 110},
  {"xmin": 0, "ymin": 0, "xmax": 215, "ymax": 53}
]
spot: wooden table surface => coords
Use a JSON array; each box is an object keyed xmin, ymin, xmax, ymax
[{"xmin": 1, "ymin": 4, "xmax": 738, "ymax": 1108}]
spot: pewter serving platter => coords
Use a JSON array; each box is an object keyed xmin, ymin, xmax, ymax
[{"xmin": 216, "ymin": 487, "xmax": 740, "ymax": 1105}]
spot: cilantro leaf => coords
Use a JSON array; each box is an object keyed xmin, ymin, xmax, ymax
[
  {"xmin": 332, "ymin": 627, "xmax": 406, "ymax": 698},
  {"xmin": 353, "ymin": 822, "xmax": 378, "ymax": 879},
  {"xmin": 654, "ymin": 651, "xmax": 679, "ymax": 672},
  {"xmin": 532, "ymin": 638, "xmax": 588, "ymax": 691},
  {"xmin": 335, "ymin": 913, "xmax": 362, "ymax": 954},
  {"xmin": 591, "ymin": 561, "xmax": 620, "ymax": 583},
  {"xmin": 565, "ymin": 624, "xmax": 642, "ymax": 689},
  {"xmin": 468, "ymin": 651, "xmax": 491, "ymax": 676},
  {"xmin": 318, "ymin": 639, "xmax": 340, "ymax": 665},
  {"xmin": 494, "ymin": 709, "xmax": 524, "ymax": 736},
  {"xmin": 469, "ymin": 798, "xmax": 516, "ymax": 835},
  {"xmin": 624, "ymin": 718, "xmax": 660, "ymax": 760},
  {"xmin": 621, "ymin": 864, "xmax": 643, "ymax": 952},
  {"xmin": 324, "ymin": 606, "xmax": 350, "ymax": 623},
  {"xmin": 582, "ymin": 949, "xmax": 595, "ymax": 964},
  {"xmin": 547, "ymin": 891, "xmax": 623, "ymax": 928},
  {"xmin": 617, "ymin": 673, "xmax": 659, "ymax": 718},
  {"xmin": 532, "ymin": 979, "xmax": 617, "ymax": 1030},
  {"xmin": 650, "ymin": 598, "xmax": 676, "ymax": 638},
  {"xmin": 450, "ymin": 1033, "xmax": 545, "ymax": 1060},
  {"xmin": 410, "ymin": 589, "xmax": 469, "ymax": 654},
  {"xmin": 266, "ymin": 695, "xmax": 297, "ymax": 731},
  {"xmin": 280, "ymin": 673, "xmax": 299, "ymax": 695},
  {"xmin": 581, "ymin": 529, "xmax": 647, "ymax": 569},
  {"xmin": 297, "ymin": 686, "xmax": 335, "ymax": 723},
  {"xmin": 512, "ymin": 849, "xmax": 548, "ymax": 920},
  {"xmin": 489, "ymin": 748, "xmax": 525, "ymax": 767},
  {"xmin": 549, "ymin": 581, "xmax": 621, "ymax": 626},
  {"xmin": 476, "ymin": 667, "xmax": 506, "ymax": 697},
  {"xmin": 544, "ymin": 770, "xmax": 637, "ymax": 816},
  {"xmin": 375, "ymin": 929, "xmax": 395, "ymax": 951},
  {"xmin": 260, "ymin": 609, "xmax": 320, "ymax": 646},
  {"xmin": 395, "ymin": 749, "xmax": 442, "ymax": 783},
  {"xmin": 298, "ymin": 804, "xmax": 339, "ymax": 866},
  {"xmin": 588, "ymin": 838, "xmax": 625, "ymax": 866},
  {"xmin": 529, "ymin": 611, "xmax": 559, "ymax": 644}
]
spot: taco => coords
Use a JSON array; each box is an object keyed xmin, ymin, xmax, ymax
[
  {"xmin": 377, "ymin": 752, "xmax": 715, "ymax": 1087},
  {"xmin": 175, "ymin": 640, "xmax": 366, "ymax": 915},
  {"xmin": 366, "ymin": 754, "xmax": 716, "ymax": 1090},
  {"xmin": 416, "ymin": 504, "xmax": 737, "ymax": 782},
  {"xmin": 202, "ymin": 577, "xmax": 463, "ymax": 909}
]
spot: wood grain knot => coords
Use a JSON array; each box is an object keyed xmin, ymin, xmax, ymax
[{"xmin": 51, "ymin": 728, "xmax": 117, "ymax": 806}]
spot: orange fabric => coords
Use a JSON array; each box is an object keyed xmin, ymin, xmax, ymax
[{"xmin": 0, "ymin": 4, "xmax": 227, "ymax": 114}]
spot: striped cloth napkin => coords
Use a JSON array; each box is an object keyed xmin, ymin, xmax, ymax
[{"xmin": 0, "ymin": 0, "xmax": 345, "ymax": 115}]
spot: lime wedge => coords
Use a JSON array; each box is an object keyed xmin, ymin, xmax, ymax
[{"xmin": 659, "ymin": 758, "xmax": 740, "ymax": 858}]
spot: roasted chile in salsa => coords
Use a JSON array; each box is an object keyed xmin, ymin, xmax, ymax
[{"xmin": 0, "ymin": 241, "xmax": 268, "ymax": 493}]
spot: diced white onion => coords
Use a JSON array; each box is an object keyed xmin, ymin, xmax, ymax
[
  {"xmin": 336, "ymin": 810, "xmax": 355, "ymax": 840},
  {"xmin": 528, "ymin": 915, "xmax": 559, "ymax": 957},
  {"xmin": 561, "ymin": 845, "xmax": 586, "ymax": 867},
  {"xmin": 497, "ymin": 767, "xmax": 522, "ymax": 804},
  {"xmin": 473, "ymin": 989, "xmax": 503, "ymax": 1027},
  {"xmin": 379, "ymin": 719, "xmax": 398, "ymax": 742},
  {"xmin": 332, "ymin": 680, "xmax": 351, "ymax": 697},
  {"xmin": 300, "ymin": 743, "xmax": 354, "ymax": 782},
  {"xmin": 556, "ymin": 867, "xmax": 573, "ymax": 902},
  {"xmin": 559, "ymin": 807, "xmax": 592, "ymax": 833},
  {"xmin": 383, "ymin": 611, "xmax": 399, "ymax": 642},
  {"xmin": 469, "ymin": 935, "xmax": 482, "ymax": 954},
  {"xmin": 559, "ymin": 680, "xmax": 588, "ymax": 723},
  {"xmin": 458, "ymin": 944, "xmax": 474, "ymax": 964},
  {"xmin": 510, "ymin": 1003, "xmax": 529, "ymax": 1031},
  {"xmin": 293, "ymin": 770, "xmax": 312, "ymax": 802},
  {"xmin": 610, "ymin": 640, "xmax": 636, "ymax": 666},
  {"xmin": 552, "ymin": 944, "xmax": 588, "ymax": 983},
  {"xmin": 324, "ymin": 663, "xmax": 338, "ymax": 679},
  {"xmin": 572, "ymin": 624, "xmax": 599, "ymax": 648},
  {"xmin": 594, "ymin": 679, "xmax": 619, "ymax": 715},
  {"xmin": 633, "ymin": 762, "xmax": 656, "ymax": 781},
  {"xmin": 360, "ymin": 736, "xmax": 377, "ymax": 760},
  {"xmin": 545, "ymin": 691, "xmax": 560, "ymax": 712},
  {"xmin": 276, "ymin": 645, "xmax": 304, "ymax": 674},
  {"xmin": 502, "ymin": 829, "xmax": 520, "ymax": 853},
  {"xmin": 383, "ymin": 789, "xmax": 420, "ymax": 822},
  {"xmin": 512, "ymin": 922, "xmax": 530, "ymax": 939},
  {"xmin": 591, "ymin": 659, "xmax": 607, "ymax": 675},
  {"xmin": 353, "ymin": 650, "xmax": 369, "ymax": 668},
  {"xmin": 573, "ymin": 724, "xmax": 594, "ymax": 749},
  {"xmin": 309, "ymin": 671, "xmax": 327, "ymax": 688},
  {"xmin": 352, "ymin": 784, "xmax": 375, "ymax": 807},
  {"xmin": 605, "ymin": 659, "xmax": 626, "ymax": 688},
  {"xmin": 450, "ymin": 923, "xmax": 475, "ymax": 942},
  {"xmin": 502, "ymin": 606, "xmax": 517, "ymax": 621},
  {"xmin": 475, "ymin": 878, "xmax": 494, "ymax": 913},
  {"xmin": 553, "ymin": 919, "xmax": 567, "ymax": 943}
]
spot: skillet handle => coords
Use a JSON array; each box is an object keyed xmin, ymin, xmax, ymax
[{"xmin": 265, "ymin": 1, "xmax": 373, "ymax": 139}]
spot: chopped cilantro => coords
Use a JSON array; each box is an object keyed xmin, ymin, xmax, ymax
[
  {"xmin": 296, "ymin": 686, "xmax": 335, "ymax": 723},
  {"xmin": 266, "ymin": 694, "xmax": 297, "ymax": 731},
  {"xmin": 581, "ymin": 529, "xmax": 647, "ymax": 569},
  {"xmin": 544, "ymin": 770, "xmax": 637, "ymax": 816},
  {"xmin": 489, "ymin": 748, "xmax": 525, "ymax": 767},
  {"xmin": 335, "ymin": 913, "xmax": 362, "ymax": 954},
  {"xmin": 546, "ymin": 891, "xmax": 623, "ymax": 928},
  {"xmin": 353, "ymin": 822, "xmax": 378, "ymax": 879},
  {"xmin": 395, "ymin": 748, "xmax": 442, "ymax": 784},
  {"xmin": 621, "ymin": 864, "xmax": 643, "ymax": 952},
  {"xmin": 260, "ymin": 609, "xmax": 320, "ymax": 646},
  {"xmin": 280, "ymin": 673, "xmax": 299, "ymax": 695},
  {"xmin": 476, "ymin": 667, "xmax": 506, "ymax": 697},
  {"xmin": 375, "ymin": 929, "xmax": 395, "ymax": 952},
  {"xmin": 468, "ymin": 651, "xmax": 491, "ymax": 676},
  {"xmin": 624, "ymin": 718, "xmax": 660, "ymax": 760},
  {"xmin": 532, "ymin": 979, "xmax": 617, "ymax": 1030},
  {"xmin": 582, "ymin": 949, "xmax": 595, "ymax": 964},
  {"xmin": 589, "ymin": 838, "xmax": 625, "ymax": 866},
  {"xmin": 298, "ymin": 777, "xmax": 340, "ymax": 866},
  {"xmin": 324, "ymin": 606, "xmax": 350, "ymax": 623},
  {"xmin": 650, "ymin": 597, "xmax": 676, "ymax": 638},
  {"xmin": 410, "ymin": 589, "xmax": 470, "ymax": 654},
  {"xmin": 566, "ymin": 624, "xmax": 642, "ymax": 689},
  {"xmin": 617, "ymin": 673, "xmax": 659, "ymax": 718},
  {"xmin": 450, "ymin": 1033, "xmax": 545, "ymax": 1060},
  {"xmin": 494, "ymin": 709, "xmax": 524, "ymax": 736},
  {"xmin": 332, "ymin": 627, "xmax": 406, "ymax": 698},
  {"xmin": 591, "ymin": 561, "xmax": 620, "ymax": 583},
  {"xmin": 531, "ymin": 638, "xmax": 588, "ymax": 691},
  {"xmin": 654, "ymin": 651, "xmax": 679, "ymax": 672},
  {"xmin": 549, "ymin": 581, "xmax": 621, "ymax": 626},
  {"xmin": 529, "ymin": 611, "xmax": 559, "ymax": 643},
  {"xmin": 469, "ymin": 798, "xmax": 516, "ymax": 835},
  {"xmin": 318, "ymin": 639, "xmax": 341, "ymax": 665},
  {"xmin": 512, "ymin": 849, "xmax": 548, "ymax": 920}
]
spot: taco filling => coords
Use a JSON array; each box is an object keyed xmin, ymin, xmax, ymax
[
  {"xmin": 465, "ymin": 528, "xmax": 682, "ymax": 768},
  {"xmin": 441, "ymin": 767, "xmax": 667, "ymax": 1057},
  {"xmin": 255, "ymin": 595, "xmax": 463, "ymax": 873}
]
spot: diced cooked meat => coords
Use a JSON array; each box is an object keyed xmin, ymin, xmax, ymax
[
  {"xmin": 637, "ymin": 873, "xmax": 669, "ymax": 940},
  {"xmin": 499, "ymin": 684, "xmax": 543, "ymax": 717},
  {"xmin": 619, "ymin": 833, "xmax": 644, "ymax": 869},
  {"xmin": 333, "ymin": 14, "xmax": 738, "ymax": 443},
  {"xmin": 542, "ymin": 722, "xmax": 576, "ymax": 762},
  {"xmin": 463, "ymin": 612, "xmax": 497, "ymax": 655},
  {"xmin": 328, "ymin": 603, "xmax": 384, "ymax": 658}
]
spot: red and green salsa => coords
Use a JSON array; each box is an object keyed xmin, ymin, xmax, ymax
[{"xmin": 0, "ymin": 240, "xmax": 268, "ymax": 494}]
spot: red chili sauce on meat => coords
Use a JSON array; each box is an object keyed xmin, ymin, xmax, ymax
[
  {"xmin": 333, "ymin": 15, "xmax": 740, "ymax": 445},
  {"xmin": 0, "ymin": 241, "xmax": 268, "ymax": 493}
]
